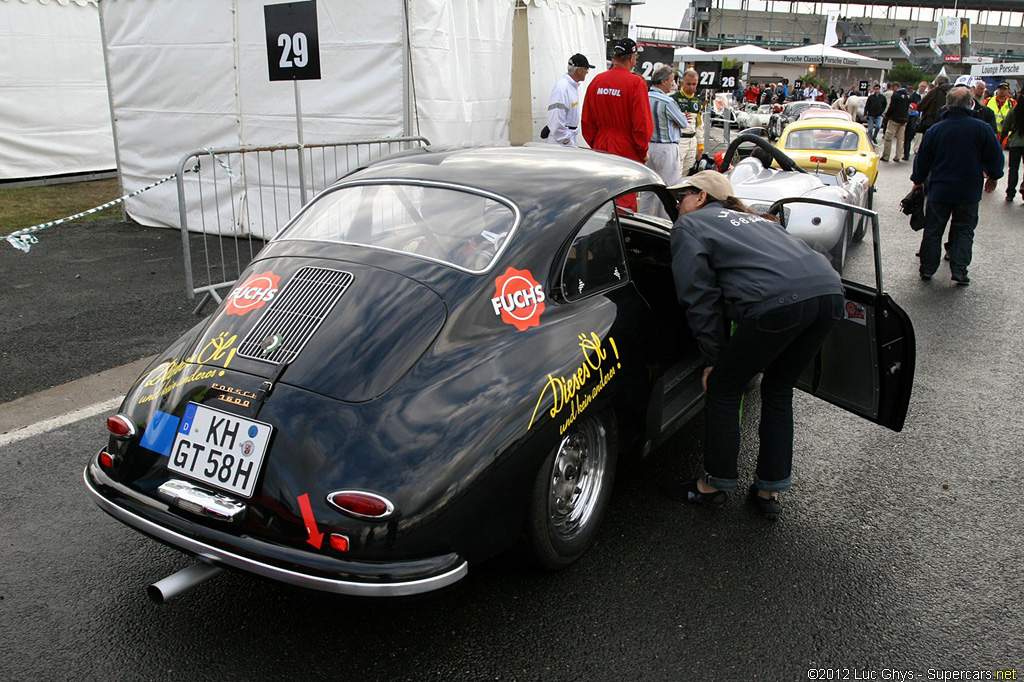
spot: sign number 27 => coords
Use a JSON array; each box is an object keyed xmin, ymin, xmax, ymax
[{"xmin": 277, "ymin": 32, "xmax": 309, "ymax": 68}]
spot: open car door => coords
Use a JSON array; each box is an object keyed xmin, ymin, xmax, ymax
[{"xmin": 774, "ymin": 197, "xmax": 915, "ymax": 431}]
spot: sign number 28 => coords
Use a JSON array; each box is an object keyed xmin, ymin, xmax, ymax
[{"xmin": 277, "ymin": 32, "xmax": 309, "ymax": 68}]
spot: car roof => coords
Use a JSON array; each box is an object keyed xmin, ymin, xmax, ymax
[
  {"xmin": 342, "ymin": 145, "xmax": 662, "ymax": 228},
  {"xmin": 783, "ymin": 117, "xmax": 867, "ymax": 133},
  {"xmin": 799, "ymin": 109, "xmax": 853, "ymax": 121}
]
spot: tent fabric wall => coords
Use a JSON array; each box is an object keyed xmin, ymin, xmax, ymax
[
  {"xmin": 100, "ymin": 0, "xmax": 407, "ymax": 230},
  {"xmin": 408, "ymin": 0, "xmax": 516, "ymax": 145},
  {"xmin": 98, "ymin": 0, "xmax": 602, "ymax": 231},
  {"xmin": 0, "ymin": 0, "xmax": 116, "ymax": 180},
  {"xmin": 524, "ymin": 0, "xmax": 606, "ymax": 146}
]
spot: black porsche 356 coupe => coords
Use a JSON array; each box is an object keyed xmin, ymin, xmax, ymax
[{"xmin": 85, "ymin": 146, "xmax": 914, "ymax": 600}]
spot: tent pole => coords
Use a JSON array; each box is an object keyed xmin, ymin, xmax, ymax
[
  {"xmin": 402, "ymin": 0, "xmax": 413, "ymax": 137},
  {"xmin": 294, "ymin": 81, "xmax": 307, "ymax": 205},
  {"xmin": 97, "ymin": 2, "xmax": 127, "ymax": 222}
]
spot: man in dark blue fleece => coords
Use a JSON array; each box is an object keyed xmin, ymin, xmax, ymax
[{"xmin": 912, "ymin": 85, "xmax": 1004, "ymax": 285}]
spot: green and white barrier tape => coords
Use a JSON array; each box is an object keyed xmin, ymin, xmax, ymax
[
  {"xmin": 4, "ymin": 172, "xmax": 177, "ymax": 253},
  {"xmin": 4, "ymin": 149, "xmax": 234, "ymax": 253}
]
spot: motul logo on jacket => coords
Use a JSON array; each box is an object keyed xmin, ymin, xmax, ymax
[
  {"xmin": 596, "ymin": 87, "xmax": 622, "ymax": 97},
  {"xmin": 225, "ymin": 270, "xmax": 281, "ymax": 316},
  {"xmin": 491, "ymin": 267, "xmax": 546, "ymax": 332}
]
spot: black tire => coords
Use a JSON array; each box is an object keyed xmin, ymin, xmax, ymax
[{"xmin": 522, "ymin": 413, "xmax": 618, "ymax": 570}]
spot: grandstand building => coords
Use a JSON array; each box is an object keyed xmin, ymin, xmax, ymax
[{"xmin": 627, "ymin": 1, "xmax": 1024, "ymax": 71}]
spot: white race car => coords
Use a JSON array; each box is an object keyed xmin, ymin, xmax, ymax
[{"xmin": 716, "ymin": 133, "xmax": 872, "ymax": 275}]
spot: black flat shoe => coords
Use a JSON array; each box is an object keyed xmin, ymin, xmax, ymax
[
  {"xmin": 748, "ymin": 485, "xmax": 782, "ymax": 519},
  {"xmin": 663, "ymin": 479, "xmax": 727, "ymax": 507}
]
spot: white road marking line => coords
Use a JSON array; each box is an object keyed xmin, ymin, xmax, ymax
[{"xmin": 0, "ymin": 397, "xmax": 121, "ymax": 448}]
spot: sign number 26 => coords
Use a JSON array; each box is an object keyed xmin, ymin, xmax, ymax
[{"xmin": 277, "ymin": 32, "xmax": 309, "ymax": 68}]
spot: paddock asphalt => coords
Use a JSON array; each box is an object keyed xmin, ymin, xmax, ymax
[
  {"xmin": 0, "ymin": 218, "xmax": 199, "ymax": 407},
  {"xmin": 1, "ymin": 153, "xmax": 1021, "ymax": 678}
]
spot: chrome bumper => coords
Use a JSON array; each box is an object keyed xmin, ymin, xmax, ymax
[{"xmin": 83, "ymin": 467, "xmax": 468, "ymax": 597}]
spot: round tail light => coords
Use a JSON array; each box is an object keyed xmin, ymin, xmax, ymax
[{"xmin": 327, "ymin": 491, "xmax": 395, "ymax": 520}]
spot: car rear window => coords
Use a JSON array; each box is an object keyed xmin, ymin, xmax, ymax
[
  {"xmin": 784, "ymin": 129, "xmax": 860, "ymax": 152},
  {"xmin": 279, "ymin": 182, "xmax": 517, "ymax": 272}
]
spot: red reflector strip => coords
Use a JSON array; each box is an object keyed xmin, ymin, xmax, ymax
[
  {"xmin": 329, "ymin": 534, "xmax": 350, "ymax": 552},
  {"xmin": 99, "ymin": 451, "xmax": 116, "ymax": 468},
  {"xmin": 810, "ymin": 156, "xmax": 827, "ymax": 163}
]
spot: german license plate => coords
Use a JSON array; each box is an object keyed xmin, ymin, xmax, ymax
[{"xmin": 168, "ymin": 402, "xmax": 272, "ymax": 498}]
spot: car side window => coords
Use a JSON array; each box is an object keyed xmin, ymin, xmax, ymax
[{"xmin": 561, "ymin": 202, "xmax": 628, "ymax": 301}]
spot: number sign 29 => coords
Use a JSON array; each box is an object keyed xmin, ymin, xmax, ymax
[{"xmin": 265, "ymin": 0, "xmax": 321, "ymax": 81}]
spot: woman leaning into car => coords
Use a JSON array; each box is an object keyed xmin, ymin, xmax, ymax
[{"xmin": 663, "ymin": 171, "xmax": 844, "ymax": 519}]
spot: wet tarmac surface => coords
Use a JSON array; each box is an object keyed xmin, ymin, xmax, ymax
[{"xmin": 1, "ymin": 158, "xmax": 1022, "ymax": 679}]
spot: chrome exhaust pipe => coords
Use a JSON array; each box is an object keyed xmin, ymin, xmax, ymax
[{"xmin": 147, "ymin": 561, "xmax": 224, "ymax": 604}]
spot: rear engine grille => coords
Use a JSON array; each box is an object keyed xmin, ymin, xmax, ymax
[{"xmin": 237, "ymin": 267, "xmax": 353, "ymax": 365}]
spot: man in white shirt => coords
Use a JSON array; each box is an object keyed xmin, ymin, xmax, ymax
[{"xmin": 545, "ymin": 53, "xmax": 595, "ymax": 147}]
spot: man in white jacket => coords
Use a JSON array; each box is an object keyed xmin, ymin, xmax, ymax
[{"xmin": 545, "ymin": 53, "xmax": 595, "ymax": 147}]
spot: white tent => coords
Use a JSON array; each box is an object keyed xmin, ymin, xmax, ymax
[
  {"xmin": 0, "ymin": 0, "xmax": 115, "ymax": 180},
  {"xmin": 524, "ymin": 0, "xmax": 606, "ymax": 146},
  {"xmin": 704, "ymin": 44, "xmax": 775, "ymax": 61},
  {"xmin": 99, "ymin": 0, "xmax": 605, "ymax": 229},
  {"xmin": 674, "ymin": 46, "xmax": 708, "ymax": 59},
  {"xmin": 775, "ymin": 43, "xmax": 892, "ymax": 70}
]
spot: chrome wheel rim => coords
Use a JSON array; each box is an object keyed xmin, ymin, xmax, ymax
[{"xmin": 547, "ymin": 420, "xmax": 607, "ymax": 541}]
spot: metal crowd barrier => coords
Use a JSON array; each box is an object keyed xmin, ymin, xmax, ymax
[{"xmin": 175, "ymin": 136, "xmax": 430, "ymax": 313}]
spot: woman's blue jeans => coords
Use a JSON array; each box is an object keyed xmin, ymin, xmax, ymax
[{"xmin": 701, "ymin": 294, "xmax": 845, "ymax": 493}]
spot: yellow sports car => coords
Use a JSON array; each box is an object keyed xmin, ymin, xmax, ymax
[{"xmin": 776, "ymin": 115, "xmax": 880, "ymax": 186}]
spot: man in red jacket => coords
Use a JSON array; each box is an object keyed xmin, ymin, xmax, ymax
[{"xmin": 581, "ymin": 38, "xmax": 654, "ymax": 211}]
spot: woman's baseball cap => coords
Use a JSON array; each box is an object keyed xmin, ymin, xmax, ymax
[{"xmin": 667, "ymin": 171, "xmax": 736, "ymax": 202}]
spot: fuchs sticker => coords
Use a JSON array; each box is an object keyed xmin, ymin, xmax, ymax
[
  {"xmin": 225, "ymin": 271, "xmax": 281, "ymax": 316},
  {"xmin": 491, "ymin": 267, "xmax": 546, "ymax": 331},
  {"xmin": 845, "ymin": 300, "xmax": 867, "ymax": 326}
]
